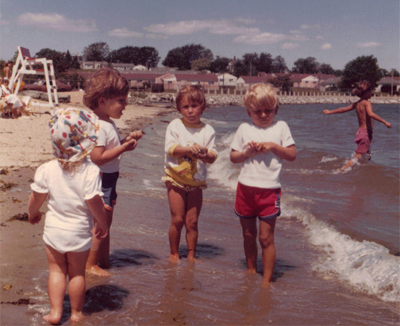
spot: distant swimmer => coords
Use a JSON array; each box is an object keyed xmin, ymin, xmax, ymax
[{"xmin": 323, "ymin": 80, "xmax": 392, "ymax": 171}]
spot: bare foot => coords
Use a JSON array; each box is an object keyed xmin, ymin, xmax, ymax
[
  {"xmin": 261, "ymin": 279, "xmax": 274, "ymax": 289},
  {"xmin": 169, "ymin": 254, "xmax": 180, "ymax": 263},
  {"xmin": 43, "ymin": 311, "xmax": 62, "ymax": 325},
  {"xmin": 70, "ymin": 311, "xmax": 86, "ymax": 323},
  {"xmin": 86, "ymin": 265, "xmax": 111, "ymax": 277}
]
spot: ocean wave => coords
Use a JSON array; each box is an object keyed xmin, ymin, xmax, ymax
[{"xmin": 283, "ymin": 201, "xmax": 400, "ymax": 303}]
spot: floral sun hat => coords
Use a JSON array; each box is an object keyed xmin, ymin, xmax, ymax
[{"xmin": 49, "ymin": 108, "xmax": 99, "ymax": 163}]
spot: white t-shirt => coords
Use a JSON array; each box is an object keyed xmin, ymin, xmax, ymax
[
  {"xmin": 96, "ymin": 119, "xmax": 121, "ymax": 173},
  {"xmin": 230, "ymin": 121, "xmax": 295, "ymax": 189},
  {"xmin": 31, "ymin": 159, "xmax": 103, "ymax": 232},
  {"xmin": 164, "ymin": 118, "xmax": 218, "ymax": 187}
]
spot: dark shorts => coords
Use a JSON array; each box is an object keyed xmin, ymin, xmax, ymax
[
  {"xmin": 101, "ymin": 172, "xmax": 119, "ymax": 211},
  {"xmin": 234, "ymin": 183, "xmax": 281, "ymax": 221}
]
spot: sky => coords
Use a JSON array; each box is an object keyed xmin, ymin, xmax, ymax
[{"xmin": 1, "ymin": 0, "xmax": 399, "ymax": 71}]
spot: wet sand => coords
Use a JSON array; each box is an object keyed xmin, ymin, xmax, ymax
[{"xmin": 0, "ymin": 91, "xmax": 172, "ymax": 324}]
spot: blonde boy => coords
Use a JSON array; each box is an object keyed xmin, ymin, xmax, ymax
[
  {"xmin": 83, "ymin": 67, "xmax": 142, "ymax": 276},
  {"xmin": 230, "ymin": 83, "xmax": 296, "ymax": 287}
]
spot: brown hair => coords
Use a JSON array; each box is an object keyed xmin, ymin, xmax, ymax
[
  {"xmin": 83, "ymin": 67, "xmax": 129, "ymax": 110},
  {"xmin": 244, "ymin": 83, "xmax": 279, "ymax": 111},
  {"xmin": 352, "ymin": 80, "xmax": 373, "ymax": 98},
  {"xmin": 176, "ymin": 85, "xmax": 206, "ymax": 112}
]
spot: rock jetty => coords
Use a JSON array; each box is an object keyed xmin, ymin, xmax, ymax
[{"xmin": 129, "ymin": 92, "xmax": 400, "ymax": 108}]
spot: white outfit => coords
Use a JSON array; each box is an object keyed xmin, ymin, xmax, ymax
[
  {"xmin": 31, "ymin": 159, "xmax": 103, "ymax": 253},
  {"xmin": 96, "ymin": 119, "xmax": 121, "ymax": 173},
  {"xmin": 230, "ymin": 121, "xmax": 295, "ymax": 189},
  {"xmin": 164, "ymin": 118, "xmax": 218, "ymax": 187}
]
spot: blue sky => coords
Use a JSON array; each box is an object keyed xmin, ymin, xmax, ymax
[{"xmin": 1, "ymin": 0, "xmax": 399, "ymax": 71}]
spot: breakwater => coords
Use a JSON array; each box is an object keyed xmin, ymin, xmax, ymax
[{"xmin": 129, "ymin": 92, "xmax": 400, "ymax": 107}]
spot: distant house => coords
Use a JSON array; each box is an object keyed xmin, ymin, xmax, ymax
[
  {"xmin": 217, "ymin": 73, "xmax": 237, "ymax": 88},
  {"xmin": 298, "ymin": 75, "xmax": 319, "ymax": 89},
  {"xmin": 236, "ymin": 75, "xmax": 268, "ymax": 90},
  {"xmin": 124, "ymin": 72, "xmax": 163, "ymax": 89},
  {"xmin": 155, "ymin": 73, "xmax": 219, "ymax": 91},
  {"xmin": 376, "ymin": 77, "xmax": 400, "ymax": 93},
  {"xmin": 81, "ymin": 61, "xmax": 108, "ymax": 70},
  {"xmin": 320, "ymin": 77, "xmax": 341, "ymax": 91}
]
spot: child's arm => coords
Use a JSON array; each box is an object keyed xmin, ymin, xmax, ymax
[
  {"xmin": 28, "ymin": 191, "xmax": 48, "ymax": 225},
  {"xmin": 258, "ymin": 143, "xmax": 297, "ymax": 161},
  {"xmin": 365, "ymin": 102, "xmax": 392, "ymax": 128},
  {"xmin": 230, "ymin": 141, "xmax": 259, "ymax": 164},
  {"xmin": 323, "ymin": 103, "xmax": 355, "ymax": 115},
  {"xmin": 85, "ymin": 195, "xmax": 108, "ymax": 240},
  {"xmin": 90, "ymin": 139, "xmax": 137, "ymax": 166}
]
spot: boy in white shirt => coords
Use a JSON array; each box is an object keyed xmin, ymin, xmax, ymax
[
  {"xmin": 230, "ymin": 83, "xmax": 296, "ymax": 288},
  {"xmin": 83, "ymin": 67, "xmax": 143, "ymax": 276}
]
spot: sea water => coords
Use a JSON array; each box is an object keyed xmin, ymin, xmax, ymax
[{"xmin": 28, "ymin": 104, "xmax": 399, "ymax": 325}]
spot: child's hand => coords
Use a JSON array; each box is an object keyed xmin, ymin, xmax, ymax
[
  {"xmin": 323, "ymin": 109, "xmax": 331, "ymax": 115},
  {"xmin": 190, "ymin": 144, "xmax": 206, "ymax": 158},
  {"xmin": 123, "ymin": 138, "xmax": 137, "ymax": 152},
  {"xmin": 126, "ymin": 130, "xmax": 143, "ymax": 141},
  {"xmin": 94, "ymin": 223, "xmax": 108, "ymax": 240},
  {"xmin": 28, "ymin": 211, "xmax": 42, "ymax": 225},
  {"xmin": 245, "ymin": 141, "xmax": 259, "ymax": 157},
  {"xmin": 385, "ymin": 121, "xmax": 392, "ymax": 128}
]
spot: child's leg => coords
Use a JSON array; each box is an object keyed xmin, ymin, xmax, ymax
[
  {"xmin": 86, "ymin": 209, "xmax": 112, "ymax": 276},
  {"xmin": 167, "ymin": 185, "xmax": 186, "ymax": 262},
  {"xmin": 66, "ymin": 249, "xmax": 90, "ymax": 322},
  {"xmin": 259, "ymin": 217, "xmax": 277, "ymax": 286},
  {"xmin": 44, "ymin": 245, "xmax": 68, "ymax": 325},
  {"xmin": 185, "ymin": 188, "xmax": 203, "ymax": 261},
  {"xmin": 240, "ymin": 217, "xmax": 258, "ymax": 273},
  {"xmin": 97, "ymin": 209, "xmax": 113, "ymax": 268}
]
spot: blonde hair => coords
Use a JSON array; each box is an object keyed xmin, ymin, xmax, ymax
[
  {"xmin": 176, "ymin": 85, "xmax": 206, "ymax": 112},
  {"xmin": 83, "ymin": 67, "xmax": 129, "ymax": 110},
  {"xmin": 352, "ymin": 80, "xmax": 373, "ymax": 98},
  {"xmin": 244, "ymin": 83, "xmax": 279, "ymax": 111}
]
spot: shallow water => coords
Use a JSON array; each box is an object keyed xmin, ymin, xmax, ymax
[{"xmin": 28, "ymin": 103, "xmax": 399, "ymax": 325}]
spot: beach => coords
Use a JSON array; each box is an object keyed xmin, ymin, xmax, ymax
[
  {"xmin": 0, "ymin": 91, "xmax": 170, "ymax": 325},
  {"xmin": 0, "ymin": 94, "xmax": 398, "ymax": 325}
]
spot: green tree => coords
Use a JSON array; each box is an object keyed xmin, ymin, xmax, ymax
[
  {"xmin": 35, "ymin": 48, "xmax": 70, "ymax": 74},
  {"xmin": 83, "ymin": 42, "xmax": 110, "ymax": 62},
  {"xmin": 340, "ymin": 55, "xmax": 381, "ymax": 89},
  {"xmin": 271, "ymin": 55, "xmax": 288, "ymax": 73},
  {"xmin": 256, "ymin": 52, "xmax": 273, "ymax": 74},
  {"xmin": 109, "ymin": 46, "xmax": 140, "ymax": 63},
  {"xmin": 162, "ymin": 44, "xmax": 213, "ymax": 70},
  {"xmin": 292, "ymin": 57, "xmax": 319, "ymax": 74},
  {"xmin": 191, "ymin": 57, "xmax": 211, "ymax": 71},
  {"xmin": 137, "ymin": 46, "xmax": 160, "ymax": 68},
  {"xmin": 318, "ymin": 63, "xmax": 335, "ymax": 75},
  {"xmin": 209, "ymin": 57, "xmax": 230, "ymax": 73}
]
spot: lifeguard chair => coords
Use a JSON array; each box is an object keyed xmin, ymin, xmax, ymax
[{"xmin": 9, "ymin": 46, "xmax": 59, "ymax": 108}]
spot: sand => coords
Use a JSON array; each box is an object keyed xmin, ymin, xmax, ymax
[{"xmin": 0, "ymin": 91, "xmax": 171, "ymax": 324}]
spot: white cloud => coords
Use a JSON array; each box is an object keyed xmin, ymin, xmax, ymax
[
  {"xmin": 356, "ymin": 42, "xmax": 381, "ymax": 48},
  {"xmin": 321, "ymin": 43, "xmax": 332, "ymax": 50},
  {"xmin": 143, "ymin": 18, "xmax": 308, "ymax": 46},
  {"xmin": 301, "ymin": 24, "xmax": 321, "ymax": 30},
  {"xmin": 233, "ymin": 32, "xmax": 287, "ymax": 44},
  {"xmin": 281, "ymin": 43, "xmax": 300, "ymax": 50},
  {"xmin": 17, "ymin": 12, "xmax": 96, "ymax": 32},
  {"xmin": 144, "ymin": 19, "xmax": 259, "ymax": 36},
  {"xmin": 108, "ymin": 28, "xmax": 143, "ymax": 38}
]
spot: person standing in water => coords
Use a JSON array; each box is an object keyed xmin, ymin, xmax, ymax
[{"xmin": 323, "ymin": 80, "xmax": 392, "ymax": 171}]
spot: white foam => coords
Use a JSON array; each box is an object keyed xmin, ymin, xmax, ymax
[{"xmin": 283, "ymin": 203, "xmax": 400, "ymax": 303}]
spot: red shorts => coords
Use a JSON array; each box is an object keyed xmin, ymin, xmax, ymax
[{"xmin": 234, "ymin": 183, "xmax": 281, "ymax": 220}]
